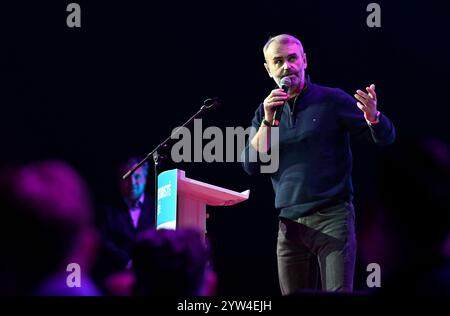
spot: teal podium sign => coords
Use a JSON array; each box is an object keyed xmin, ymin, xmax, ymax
[{"xmin": 157, "ymin": 169, "xmax": 178, "ymax": 229}]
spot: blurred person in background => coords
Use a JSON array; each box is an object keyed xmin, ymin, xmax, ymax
[{"xmin": 93, "ymin": 157, "xmax": 155, "ymax": 287}]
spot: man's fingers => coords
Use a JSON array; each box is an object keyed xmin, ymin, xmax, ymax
[
  {"xmin": 271, "ymin": 89, "xmax": 288, "ymax": 96},
  {"xmin": 366, "ymin": 86, "xmax": 377, "ymax": 99},
  {"xmin": 270, "ymin": 101, "xmax": 285, "ymax": 107},
  {"xmin": 356, "ymin": 90, "xmax": 369, "ymax": 98},
  {"xmin": 271, "ymin": 96, "xmax": 288, "ymax": 102},
  {"xmin": 354, "ymin": 94, "xmax": 368, "ymax": 104},
  {"xmin": 264, "ymin": 90, "xmax": 288, "ymax": 107},
  {"xmin": 264, "ymin": 100, "xmax": 284, "ymax": 113},
  {"xmin": 356, "ymin": 102, "xmax": 366, "ymax": 111}
]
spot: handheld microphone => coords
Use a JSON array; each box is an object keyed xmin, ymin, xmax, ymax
[{"xmin": 272, "ymin": 76, "xmax": 291, "ymax": 126}]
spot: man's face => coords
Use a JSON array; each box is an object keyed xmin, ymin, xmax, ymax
[
  {"xmin": 264, "ymin": 41, "xmax": 307, "ymax": 94},
  {"xmin": 119, "ymin": 166, "xmax": 147, "ymax": 203}
]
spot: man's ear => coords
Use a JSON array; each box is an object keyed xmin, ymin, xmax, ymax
[
  {"xmin": 303, "ymin": 53, "xmax": 308, "ymax": 69},
  {"xmin": 264, "ymin": 63, "xmax": 273, "ymax": 78}
]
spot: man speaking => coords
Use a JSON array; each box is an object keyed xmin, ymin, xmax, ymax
[{"xmin": 242, "ymin": 34, "xmax": 395, "ymax": 294}]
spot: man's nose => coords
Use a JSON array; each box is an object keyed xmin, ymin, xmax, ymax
[{"xmin": 283, "ymin": 61, "xmax": 292, "ymax": 71}]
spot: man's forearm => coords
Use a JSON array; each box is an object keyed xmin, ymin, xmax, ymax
[{"xmin": 250, "ymin": 124, "xmax": 272, "ymax": 153}]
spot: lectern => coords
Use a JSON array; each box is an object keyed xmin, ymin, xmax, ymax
[{"xmin": 157, "ymin": 169, "xmax": 250, "ymax": 236}]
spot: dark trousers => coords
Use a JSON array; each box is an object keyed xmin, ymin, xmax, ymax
[{"xmin": 277, "ymin": 201, "xmax": 356, "ymax": 294}]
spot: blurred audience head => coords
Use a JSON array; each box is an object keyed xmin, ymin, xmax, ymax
[
  {"xmin": 132, "ymin": 228, "xmax": 216, "ymax": 296},
  {"xmin": 0, "ymin": 160, "xmax": 98, "ymax": 295}
]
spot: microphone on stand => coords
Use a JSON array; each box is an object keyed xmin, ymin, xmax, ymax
[{"xmin": 272, "ymin": 76, "xmax": 291, "ymax": 126}]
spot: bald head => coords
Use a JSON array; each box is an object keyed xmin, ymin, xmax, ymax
[{"xmin": 263, "ymin": 34, "xmax": 304, "ymax": 62}]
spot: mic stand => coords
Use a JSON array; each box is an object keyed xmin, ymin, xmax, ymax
[{"xmin": 122, "ymin": 97, "xmax": 220, "ymax": 228}]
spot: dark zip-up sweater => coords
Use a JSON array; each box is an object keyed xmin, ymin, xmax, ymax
[{"xmin": 242, "ymin": 78, "xmax": 396, "ymax": 219}]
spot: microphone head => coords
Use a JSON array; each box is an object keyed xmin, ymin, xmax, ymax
[
  {"xmin": 202, "ymin": 97, "xmax": 222, "ymax": 109},
  {"xmin": 280, "ymin": 76, "xmax": 292, "ymax": 93}
]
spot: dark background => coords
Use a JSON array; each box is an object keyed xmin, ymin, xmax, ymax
[{"xmin": 1, "ymin": 0, "xmax": 449, "ymax": 295}]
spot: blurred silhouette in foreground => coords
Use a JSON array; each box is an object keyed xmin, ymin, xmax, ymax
[
  {"xmin": 373, "ymin": 137, "xmax": 450, "ymax": 295},
  {"xmin": 0, "ymin": 161, "xmax": 100, "ymax": 295},
  {"xmin": 131, "ymin": 228, "xmax": 217, "ymax": 296}
]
